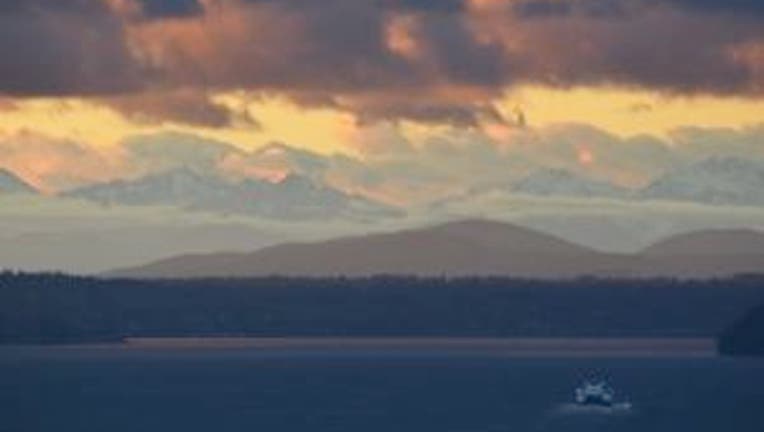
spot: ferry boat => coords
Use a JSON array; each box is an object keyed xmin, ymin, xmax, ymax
[
  {"xmin": 575, "ymin": 381, "xmax": 615, "ymax": 407},
  {"xmin": 557, "ymin": 380, "xmax": 632, "ymax": 414}
]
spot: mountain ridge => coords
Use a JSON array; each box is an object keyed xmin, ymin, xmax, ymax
[
  {"xmin": 640, "ymin": 156, "xmax": 764, "ymax": 206},
  {"xmin": 108, "ymin": 219, "xmax": 764, "ymax": 279},
  {"xmin": 107, "ymin": 219, "xmax": 618, "ymax": 278},
  {"xmin": 0, "ymin": 168, "xmax": 37, "ymax": 195},
  {"xmin": 64, "ymin": 167, "xmax": 401, "ymax": 221},
  {"xmin": 512, "ymin": 168, "xmax": 630, "ymax": 198}
]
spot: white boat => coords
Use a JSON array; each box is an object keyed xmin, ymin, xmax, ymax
[
  {"xmin": 556, "ymin": 380, "xmax": 633, "ymax": 415},
  {"xmin": 575, "ymin": 381, "xmax": 615, "ymax": 407}
]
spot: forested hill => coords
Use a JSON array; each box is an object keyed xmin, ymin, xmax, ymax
[
  {"xmin": 718, "ymin": 305, "xmax": 764, "ymax": 356},
  {"xmin": 1, "ymin": 273, "xmax": 763, "ymax": 344}
]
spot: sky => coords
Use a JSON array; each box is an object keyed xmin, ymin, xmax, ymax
[
  {"xmin": 0, "ymin": 0, "xmax": 763, "ymax": 197},
  {"xmin": 2, "ymin": 0, "xmax": 764, "ymax": 273}
]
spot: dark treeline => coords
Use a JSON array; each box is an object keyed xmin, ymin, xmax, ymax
[{"xmin": 1, "ymin": 273, "xmax": 764, "ymax": 344}]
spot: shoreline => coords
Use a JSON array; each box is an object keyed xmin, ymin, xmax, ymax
[{"xmin": 115, "ymin": 337, "xmax": 718, "ymax": 357}]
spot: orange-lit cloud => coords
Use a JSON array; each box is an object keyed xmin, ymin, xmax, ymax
[
  {"xmin": 577, "ymin": 147, "xmax": 595, "ymax": 166},
  {"xmin": 1, "ymin": 0, "xmax": 764, "ymax": 128},
  {"xmin": 1, "ymin": 0, "xmax": 764, "ymax": 201},
  {"xmin": 0, "ymin": 131, "xmax": 118, "ymax": 192},
  {"xmin": 385, "ymin": 14, "xmax": 423, "ymax": 60}
]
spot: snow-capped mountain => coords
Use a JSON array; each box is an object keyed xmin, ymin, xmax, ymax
[
  {"xmin": 512, "ymin": 169, "xmax": 629, "ymax": 198},
  {"xmin": 0, "ymin": 168, "xmax": 37, "ymax": 194},
  {"xmin": 249, "ymin": 142, "xmax": 330, "ymax": 179},
  {"xmin": 427, "ymin": 169, "xmax": 629, "ymax": 214},
  {"xmin": 64, "ymin": 168, "xmax": 401, "ymax": 221},
  {"xmin": 197, "ymin": 174, "xmax": 401, "ymax": 220},
  {"xmin": 640, "ymin": 157, "xmax": 764, "ymax": 206},
  {"xmin": 65, "ymin": 168, "xmax": 229, "ymax": 207}
]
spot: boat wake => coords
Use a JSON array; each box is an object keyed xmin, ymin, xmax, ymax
[{"xmin": 554, "ymin": 401, "xmax": 634, "ymax": 416}]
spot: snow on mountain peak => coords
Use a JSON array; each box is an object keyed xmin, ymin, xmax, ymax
[
  {"xmin": 641, "ymin": 156, "xmax": 764, "ymax": 206},
  {"xmin": 512, "ymin": 168, "xmax": 628, "ymax": 198}
]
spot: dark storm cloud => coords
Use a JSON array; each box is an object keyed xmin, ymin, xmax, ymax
[
  {"xmin": 0, "ymin": 0, "xmax": 140, "ymax": 96},
  {"xmin": 661, "ymin": 0, "xmax": 764, "ymax": 16},
  {"xmin": 0, "ymin": 0, "xmax": 96, "ymax": 13},
  {"xmin": 490, "ymin": 11, "xmax": 756, "ymax": 94},
  {"xmin": 415, "ymin": 11, "xmax": 506, "ymax": 85},
  {"xmin": 512, "ymin": 0, "xmax": 574, "ymax": 17},
  {"xmin": 511, "ymin": 0, "xmax": 764, "ymax": 18},
  {"xmin": 107, "ymin": 90, "xmax": 260, "ymax": 128},
  {"xmin": 137, "ymin": 0, "xmax": 203, "ymax": 18},
  {"xmin": 237, "ymin": 0, "xmax": 464, "ymax": 12},
  {"xmin": 355, "ymin": 102, "xmax": 505, "ymax": 127},
  {"xmin": 511, "ymin": 0, "xmax": 626, "ymax": 18},
  {"xmin": 0, "ymin": 0, "xmax": 763, "ymax": 126},
  {"xmin": 378, "ymin": 0, "xmax": 465, "ymax": 12},
  {"xmin": 113, "ymin": 0, "xmax": 764, "ymax": 122},
  {"xmin": 128, "ymin": 0, "xmax": 443, "ymax": 100},
  {"xmin": 126, "ymin": 0, "xmax": 764, "ymax": 98}
]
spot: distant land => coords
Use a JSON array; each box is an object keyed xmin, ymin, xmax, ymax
[
  {"xmin": 718, "ymin": 304, "xmax": 764, "ymax": 356},
  {"xmin": 64, "ymin": 168, "xmax": 401, "ymax": 221},
  {"xmin": 7, "ymin": 154, "xmax": 764, "ymax": 208},
  {"xmin": 2, "ymin": 273, "xmax": 764, "ymax": 344},
  {"xmin": 109, "ymin": 220, "xmax": 764, "ymax": 279},
  {"xmin": 122, "ymin": 337, "xmax": 717, "ymax": 358},
  {"xmin": 4, "ymin": 155, "xmax": 764, "ymax": 274}
]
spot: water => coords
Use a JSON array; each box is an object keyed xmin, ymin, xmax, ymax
[{"xmin": 1, "ymin": 346, "xmax": 763, "ymax": 432}]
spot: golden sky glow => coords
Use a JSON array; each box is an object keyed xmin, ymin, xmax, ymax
[
  {"xmin": 4, "ymin": 0, "xmax": 764, "ymax": 276},
  {"xmin": 0, "ymin": 99, "xmax": 150, "ymax": 148},
  {"xmin": 501, "ymin": 86, "xmax": 764, "ymax": 139},
  {"xmin": 0, "ymin": 96, "xmax": 358, "ymax": 155},
  {"xmin": 2, "ymin": 86, "xmax": 763, "ymax": 157}
]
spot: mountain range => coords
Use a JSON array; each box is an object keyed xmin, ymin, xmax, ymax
[
  {"xmin": 640, "ymin": 156, "xmax": 764, "ymax": 206},
  {"xmin": 429, "ymin": 156, "xmax": 764, "ymax": 208},
  {"xmin": 108, "ymin": 219, "xmax": 764, "ymax": 279},
  {"xmin": 4, "ymin": 154, "xmax": 764, "ymax": 213},
  {"xmin": 510, "ymin": 168, "xmax": 630, "ymax": 198},
  {"xmin": 2, "ymin": 157, "xmax": 764, "ymax": 274},
  {"xmin": 64, "ymin": 168, "xmax": 401, "ymax": 221},
  {"xmin": 0, "ymin": 168, "xmax": 36, "ymax": 195}
]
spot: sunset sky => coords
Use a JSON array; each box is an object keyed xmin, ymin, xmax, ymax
[
  {"xmin": 2, "ymin": 0, "xmax": 764, "ymax": 273},
  {"xmin": 0, "ymin": 0, "xmax": 763, "ymax": 195}
]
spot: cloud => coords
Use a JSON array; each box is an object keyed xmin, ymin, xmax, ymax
[
  {"xmin": 500, "ymin": 124, "xmax": 678, "ymax": 185},
  {"xmin": 668, "ymin": 124, "xmax": 764, "ymax": 161},
  {"xmin": 504, "ymin": 1, "xmax": 764, "ymax": 19},
  {"xmin": 120, "ymin": 131, "xmax": 245, "ymax": 175},
  {"xmin": 104, "ymin": 90, "xmax": 260, "ymax": 128},
  {"xmin": 3, "ymin": 122, "xmax": 764, "ymax": 205},
  {"xmin": 0, "ymin": 0, "xmax": 141, "ymax": 96},
  {"xmin": 510, "ymin": 0, "xmax": 627, "ymax": 18},
  {"xmin": 662, "ymin": 0, "xmax": 764, "ymax": 16},
  {"xmin": 111, "ymin": 0, "xmax": 510, "ymax": 125},
  {"xmin": 466, "ymin": 1, "xmax": 764, "ymax": 94},
  {"xmin": 0, "ymin": 97, "xmax": 17, "ymax": 111},
  {"xmin": 343, "ymin": 121, "xmax": 764, "ymax": 203},
  {"xmin": 119, "ymin": 0, "xmax": 764, "ymax": 124},
  {"xmin": 379, "ymin": 0, "xmax": 466, "ymax": 13},
  {"xmin": 0, "ymin": 0, "xmax": 763, "ymax": 126},
  {"xmin": 0, "ymin": 131, "xmax": 117, "ymax": 191},
  {"xmin": 127, "ymin": 0, "xmax": 764, "ymax": 98},
  {"xmin": 0, "ymin": 130, "xmax": 247, "ymax": 190},
  {"xmin": 137, "ymin": 0, "xmax": 203, "ymax": 18}
]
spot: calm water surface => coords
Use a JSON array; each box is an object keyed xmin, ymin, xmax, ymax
[{"xmin": 1, "ymin": 346, "xmax": 763, "ymax": 432}]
